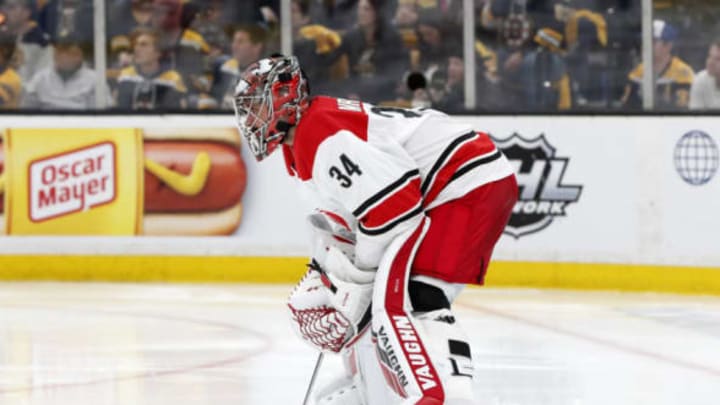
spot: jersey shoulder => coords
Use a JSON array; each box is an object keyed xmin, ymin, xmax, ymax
[
  {"xmin": 180, "ymin": 29, "xmax": 210, "ymax": 53},
  {"xmin": 118, "ymin": 66, "xmax": 140, "ymax": 81},
  {"xmin": 628, "ymin": 63, "xmax": 643, "ymax": 82},
  {"xmin": 157, "ymin": 69, "xmax": 187, "ymax": 92},
  {"xmin": 290, "ymin": 96, "xmax": 370, "ymax": 180},
  {"xmin": 220, "ymin": 58, "xmax": 239, "ymax": 75},
  {"xmin": 668, "ymin": 57, "xmax": 694, "ymax": 84}
]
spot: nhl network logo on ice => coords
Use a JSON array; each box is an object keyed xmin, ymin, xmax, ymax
[{"xmin": 493, "ymin": 133, "xmax": 582, "ymax": 238}]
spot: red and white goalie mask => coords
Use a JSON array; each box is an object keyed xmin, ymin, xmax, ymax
[{"xmin": 233, "ymin": 55, "xmax": 309, "ymax": 161}]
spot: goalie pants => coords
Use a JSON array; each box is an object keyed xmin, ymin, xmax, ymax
[
  {"xmin": 359, "ymin": 174, "xmax": 517, "ymax": 404},
  {"xmin": 412, "ymin": 174, "xmax": 518, "ymax": 285}
]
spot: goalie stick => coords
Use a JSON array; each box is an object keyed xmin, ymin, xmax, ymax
[
  {"xmin": 302, "ymin": 352, "xmax": 324, "ymax": 405},
  {"xmin": 297, "ymin": 260, "xmax": 370, "ymax": 404}
]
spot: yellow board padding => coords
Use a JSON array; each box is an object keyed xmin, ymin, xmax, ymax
[
  {"xmin": 0, "ymin": 256, "xmax": 309, "ymax": 283},
  {"xmin": 0, "ymin": 256, "xmax": 719, "ymax": 295},
  {"xmin": 484, "ymin": 261, "xmax": 720, "ymax": 295}
]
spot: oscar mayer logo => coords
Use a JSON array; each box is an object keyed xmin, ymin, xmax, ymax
[{"xmin": 28, "ymin": 142, "xmax": 116, "ymax": 222}]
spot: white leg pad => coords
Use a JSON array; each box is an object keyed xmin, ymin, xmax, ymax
[
  {"xmin": 334, "ymin": 310, "xmax": 477, "ymax": 404},
  {"xmin": 414, "ymin": 308, "xmax": 476, "ymax": 403},
  {"xmin": 313, "ymin": 347, "xmax": 368, "ymax": 405},
  {"xmin": 314, "ymin": 377, "xmax": 366, "ymax": 405}
]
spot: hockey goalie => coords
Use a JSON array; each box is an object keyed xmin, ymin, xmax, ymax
[{"xmin": 234, "ymin": 55, "xmax": 518, "ymax": 404}]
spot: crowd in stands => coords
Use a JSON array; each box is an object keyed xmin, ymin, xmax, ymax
[{"xmin": 0, "ymin": 0, "xmax": 717, "ymax": 112}]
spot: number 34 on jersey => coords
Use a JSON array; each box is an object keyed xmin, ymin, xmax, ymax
[{"xmin": 329, "ymin": 154, "xmax": 363, "ymax": 188}]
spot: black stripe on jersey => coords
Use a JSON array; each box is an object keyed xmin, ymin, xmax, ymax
[
  {"xmin": 421, "ymin": 131, "xmax": 477, "ymax": 195},
  {"xmin": 352, "ymin": 169, "xmax": 420, "ymax": 218},
  {"xmin": 447, "ymin": 150, "xmax": 503, "ymax": 185},
  {"xmin": 358, "ymin": 204, "xmax": 424, "ymax": 236}
]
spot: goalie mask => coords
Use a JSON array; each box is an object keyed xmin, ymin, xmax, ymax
[{"xmin": 234, "ymin": 55, "xmax": 310, "ymax": 161}]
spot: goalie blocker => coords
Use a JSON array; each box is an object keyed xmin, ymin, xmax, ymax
[{"xmin": 288, "ymin": 211, "xmax": 375, "ymax": 353}]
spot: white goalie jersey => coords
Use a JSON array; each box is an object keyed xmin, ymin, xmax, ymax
[{"xmin": 282, "ymin": 96, "xmax": 514, "ymax": 271}]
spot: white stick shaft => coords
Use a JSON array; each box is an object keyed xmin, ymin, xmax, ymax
[{"xmin": 302, "ymin": 352, "xmax": 325, "ymax": 405}]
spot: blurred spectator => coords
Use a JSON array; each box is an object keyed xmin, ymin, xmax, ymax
[
  {"xmin": 191, "ymin": 2, "xmax": 229, "ymax": 58},
  {"xmin": 402, "ymin": 19, "xmax": 492, "ymax": 108},
  {"xmin": 115, "ymin": 27, "xmax": 187, "ymax": 109},
  {"xmin": 479, "ymin": 0, "xmax": 506, "ymax": 31},
  {"xmin": 415, "ymin": 9, "xmax": 458, "ymax": 75},
  {"xmin": 689, "ymin": 40, "xmax": 720, "ymax": 110},
  {"xmin": 484, "ymin": 0, "xmax": 535, "ymax": 110},
  {"xmin": 420, "ymin": 38, "xmax": 501, "ymax": 111},
  {"xmin": 3, "ymin": 0, "xmax": 53, "ymax": 82},
  {"xmin": 211, "ymin": 24, "xmax": 266, "ymax": 109},
  {"xmin": 552, "ymin": 0, "xmax": 608, "ymax": 107},
  {"xmin": 481, "ymin": 0, "xmax": 534, "ymax": 49},
  {"xmin": 406, "ymin": 67, "xmax": 448, "ymax": 108},
  {"xmin": 521, "ymin": 27, "xmax": 571, "ymax": 110},
  {"xmin": 258, "ymin": 0, "xmax": 280, "ymax": 26},
  {"xmin": 495, "ymin": 45, "xmax": 527, "ymax": 109},
  {"xmin": 150, "ymin": 0, "xmax": 209, "ymax": 105},
  {"xmin": 327, "ymin": 0, "xmax": 409, "ymax": 102},
  {"xmin": 192, "ymin": 3, "xmax": 232, "ymax": 106},
  {"xmin": 215, "ymin": 0, "xmax": 279, "ymax": 28},
  {"xmin": 22, "ymin": 37, "xmax": 109, "ymax": 109},
  {"xmin": 475, "ymin": 36, "xmax": 499, "ymax": 83},
  {"xmin": 416, "ymin": 0, "xmax": 463, "ymax": 26},
  {"xmin": 107, "ymin": 0, "xmax": 153, "ymax": 76},
  {"xmin": 307, "ymin": 0, "xmax": 358, "ymax": 31},
  {"xmin": 621, "ymin": 20, "xmax": 694, "ymax": 110},
  {"xmin": 39, "ymin": 0, "xmax": 94, "ymax": 46},
  {"xmin": 481, "ymin": 0, "xmax": 557, "ymax": 32},
  {"xmin": 437, "ymin": 48, "xmax": 469, "ymax": 111},
  {"xmin": 394, "ymin": 0, "xmax": 419, "ymax": 50},
  {"xmin": 600, "ymin": 0, "xmax": 641, "ymax": 106},
  {"xmin": 291, "ymin": 0, "xmax": 347, "ymax": 95},
  {"xmin": 108, "ymin": 0, "xmax": 153, "ymax": 46},
  {"xmin": 654, "ymin": 2, "xmax": 720, "ymax": 72},
  {"xmin": 0, "ymin": 23, "xmax": 21, "ymax": 108}
]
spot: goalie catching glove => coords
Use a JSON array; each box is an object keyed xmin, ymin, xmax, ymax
[{"xmin": 288, "ymin": 246, "xmax": 375, "ymax": 353}]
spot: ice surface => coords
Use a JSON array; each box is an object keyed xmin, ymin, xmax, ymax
[{"xmin": 0, "ymin": 283, "xmax": 718, "ymax": 404}]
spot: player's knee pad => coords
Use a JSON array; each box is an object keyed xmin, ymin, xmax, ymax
[
  {"xmin": 414, "ymin": 308, "xmax": 475, "ymax": 403},
  {"xmin": 409, "ymin": 275, "xmax": 467, "ymax": 308},
  {"xmin": 409, "ymin": 280, "xmax": 451, "ymax": 312}
]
